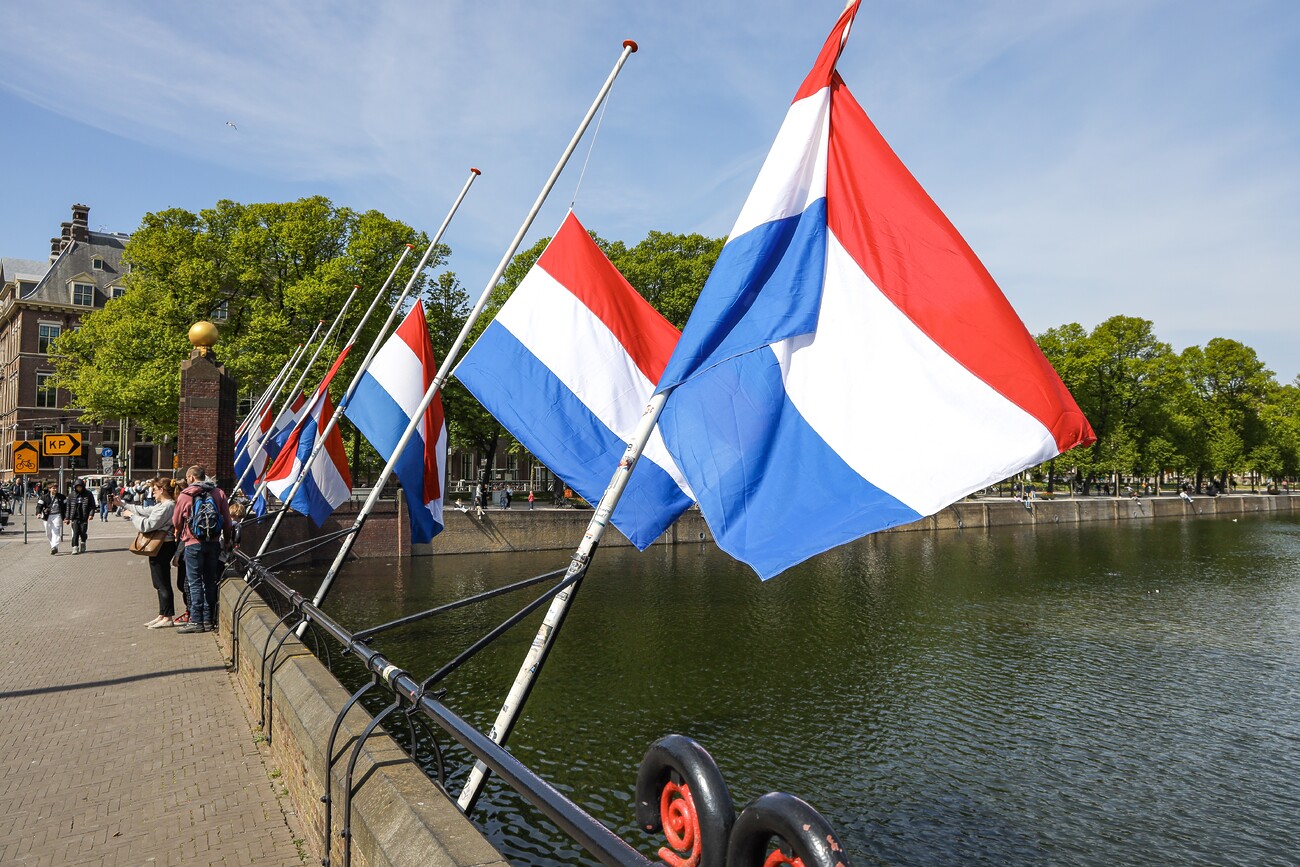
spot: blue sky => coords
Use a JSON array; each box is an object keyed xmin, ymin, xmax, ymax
[{"xmin": 2, "ymin": 1, "xmax": 1297, "ymax": 380}]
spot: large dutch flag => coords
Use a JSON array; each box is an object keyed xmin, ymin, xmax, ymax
[
  {"xmin": 455, "ymin": 212, "xmax": 693, "ymax": 549},
  {"xmin": 264, "ymin": 350, "xmax": 354, "ymax": 526},
  {"xmin": 657, "ymin": 0, "xmax": 1095, "ymax": 579},
  {"xmin": 346, "ymin": 303, "xmax": 448, "ymax": 544}
]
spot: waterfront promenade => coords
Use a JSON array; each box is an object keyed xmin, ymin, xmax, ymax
[{"xmin": 0, "ymin": 513, "xmax": 304, "ymax": 865}]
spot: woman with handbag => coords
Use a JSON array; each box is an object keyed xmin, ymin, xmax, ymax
[{"xmin": 124, "ymin": 478, "xmax": 179, "ymax": 629}]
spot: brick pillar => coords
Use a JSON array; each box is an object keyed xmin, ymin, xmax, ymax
[{"xmin": 178, "ymin": 348, "xmax": 237, "ymax": 490}]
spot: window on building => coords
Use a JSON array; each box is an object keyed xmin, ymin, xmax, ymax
[
  {"xmin": 36, "ymin": 372, "xmax": 58, "ymax": 408},
  {"xmin": 38, "ymin": 323, "xmax": 62, "ymax": 354},
  {"xmin": 103, "ymin": 426, "xmax": 120, "ymax": 443},
  {"xmin": 72, "ymin": 283, "xmax": 95, "ymax": 306},
  {"xmin": 92, "ymin": 257, "xmax": 105, "ymax": 271},
  {"xmin": 211, "ymin": 300, "xmax": 229, "ymax": 322},
  {"xmin": 110, "ymin": 285, "xmax": 126, "ymax": 299},
  {"xmin": 133, "ymin": 444, "xmax": 155, "ymax": 470}
]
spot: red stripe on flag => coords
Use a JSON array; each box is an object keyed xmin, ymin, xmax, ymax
[
  {"xmin": 825, "ymin": 77, "xmax": 1094, "ymax": 452},
  {"xmin": 792, "ymin": 0, "xmax": 861, "ymax": 103},
  {"xmin": 535, "ymin": 212, "xmax": 681, "ymax": 384}
]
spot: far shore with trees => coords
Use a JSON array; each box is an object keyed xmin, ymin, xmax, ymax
[{"xmin": 50, "ymin": 197, "xmax": 1300, "ymax": 495}]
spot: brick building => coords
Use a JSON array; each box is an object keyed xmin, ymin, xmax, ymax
[{"xmin": 0, "ymin": 204, "xmax": 175, "ymax": 484}]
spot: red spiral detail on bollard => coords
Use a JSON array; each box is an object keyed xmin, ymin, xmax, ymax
[
  {"xmin": 657, "ymin": 781, "xmax": 702, "ymax": 867},
  {"xmin": 762, "ymin": 850, "xmax": 805, "ymax": 867}
]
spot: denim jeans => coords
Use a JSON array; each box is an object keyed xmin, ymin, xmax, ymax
[{"xmin": 182, "ymin": 541, "xmax": 222, "ymax": 625}]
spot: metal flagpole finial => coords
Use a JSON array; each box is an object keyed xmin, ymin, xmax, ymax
[
  {"xmin": 471, "ymin": 167, "xmax": 481, "ymax": 175},
  {"xmin": 623, "ymin": 39, "xmax": 638, "ymax": 52}
]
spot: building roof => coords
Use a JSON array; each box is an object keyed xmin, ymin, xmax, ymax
[
  {"xmin": 22, "ymin": 231, "xmax": 129, "ymax": 305},
  {"xmin": 0, "ymin": 257, "xmax": 51, "ymax": 285}
]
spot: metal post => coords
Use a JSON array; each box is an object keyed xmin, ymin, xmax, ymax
[
  {"xmin": 301, "ymin": 40, "xmax": 640, "ymax": 621},
  {"xmin": 458, "ymin": 389, "xmax": 668, "ymax": 811},
  {"xmin": 232, "ymin": 335, "xmax": 317, "ymax": 481}
]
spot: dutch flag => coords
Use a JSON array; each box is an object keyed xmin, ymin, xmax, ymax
[
  {"xmin": 656, "ymin": 0, "xmax": 1096, "ymax": 579},
  {"xmin": 455, "ymin": 212, "xmax": 694, "ymax": 549},
  {"xmin": 346, "ymin": 303, "xmax": 448, "ymax": 544},
  {"xmin": 263, "ymin": 350, "xmax": 354, "ymax": 526}
]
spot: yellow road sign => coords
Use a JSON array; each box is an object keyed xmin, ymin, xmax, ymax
[
  {"xmin": 13, "ymin": 440, "xmax": 40, "ymax": 474},
  {"xmin": 42, "ymin": 432, "xmax": 83, "ymax": 457}
]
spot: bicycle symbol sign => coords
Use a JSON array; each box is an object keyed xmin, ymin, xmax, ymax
[{"xmin": 12, "ymin": 440, "xmax": 39, "ymax": 475}]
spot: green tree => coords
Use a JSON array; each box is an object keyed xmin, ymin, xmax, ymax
[
  {"xmin": 53, "ymin": 197, "xmax": 438, "ymax": 439},
  {"xmin": 607, "ymin": 231, "xmax": 725, "ymax": 328},
  {"xmin": 1177, "ymin": 338, "xmax": 1274, "ymax": 489}
]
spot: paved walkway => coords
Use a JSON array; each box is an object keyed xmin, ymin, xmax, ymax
[{"xmin": 0, "ymin": 508, "xmax": 305, "ymax": 865}]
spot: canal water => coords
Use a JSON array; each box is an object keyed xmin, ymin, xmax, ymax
[{"xmin": 286, "ymin": 514, "xmax": 1300, "ymax": 865}]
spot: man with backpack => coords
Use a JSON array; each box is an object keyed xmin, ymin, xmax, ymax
[{"xmin": 172, "ymin": 465, "xmax": 232, "ymax": 634}]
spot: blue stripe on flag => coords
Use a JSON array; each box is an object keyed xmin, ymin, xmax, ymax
[
  {"xmin": 659, "ymin": 344, "xmax": 921, "ymax": 579},
  {"xmin": 658, "ymin": 199, "xmax": 828, "ymax": 391},
  {"xmin": 348, "ymin": 373, "xmax": 438, "ymax": 544},
  {"xmin": 457, "ymin": 321, "xmax": 692, "ymax": 549}
]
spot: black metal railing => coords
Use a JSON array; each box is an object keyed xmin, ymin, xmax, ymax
[{"xmin": 225, "ymin": 548, "xmax": 851, "ymax": 867}]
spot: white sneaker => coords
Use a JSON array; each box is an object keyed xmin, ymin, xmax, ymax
[
  {"xmin": 147, "ymin": 617, "xmax": 174, "ymax": 629},
  {"xmin": 145, "ymin": 616, "xmax": 164, "ymax": 627}
]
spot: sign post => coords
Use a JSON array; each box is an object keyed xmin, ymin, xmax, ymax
[{"xmin": 12, "ymin": 439, "xmax": 38, "ymax": 544}]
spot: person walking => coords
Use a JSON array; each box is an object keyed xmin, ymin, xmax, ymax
[
  {"xmin": 66, "ymin": 480, "xmax": 96, "ymax": 554},
  {"xmin": 35, "ymin": 483, "xmax": 67, "ymax": 554},
  {"xmin": 125, "ymin": 477, "xmax": 180, "ymax": 629},
  {"xmin": 528, "ymin": 490, "xmax": 535, "ymax": 510},
  {"xmin": 98, "ymin": 480, "xmax": 114, "ymax": 521},
  {"xmin": 172, "ymin": 466, "xmax": 232, "ymax": 634}
]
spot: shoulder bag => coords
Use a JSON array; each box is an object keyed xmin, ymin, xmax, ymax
[{"xmin": 130, "ymin": 529, "xmax": 168, "ymax": 556}]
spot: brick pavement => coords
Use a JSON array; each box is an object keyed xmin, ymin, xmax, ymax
[{"xmin": 0, "ymin": 508, "xmax": 305, "ymax": 865}]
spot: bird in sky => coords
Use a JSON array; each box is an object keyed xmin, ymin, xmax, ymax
[{"xmin": 225, "ymin": 121, "xmax": 238, "ymax": 131}]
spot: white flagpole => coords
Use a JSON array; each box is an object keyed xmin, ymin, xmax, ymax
[
  {"xmin": 251, "ymin": 168, "xmax": 480, "ymax": 558},
  {"xmin": 232, "ymin": 340, "xmax": 312, "ymax": 459},
  {"xmin": 245, "ymin": 285, "xmax": 361, "ymax": 504},
  {"xmin": 232, "ymin": 322, "xmax": 326, "ymax": 490},
  {"xmin": 299, "ymin": 40, "xmax": 640, "ymax": 623},
  {"xmin": 235, "ymin": 350, "xmax": 297, "ymax": 440},
  {"xmin": 231, "ymin": 346, "xmax": 301, "ymax": 472},
  {"xmin": 457, "ymin": 390, "xmax": 668, "ymax": 811}
]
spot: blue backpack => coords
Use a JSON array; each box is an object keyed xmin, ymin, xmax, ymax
[{"xmin": 189, "ymin": 491, "xmax": 222, "ymax": 540}]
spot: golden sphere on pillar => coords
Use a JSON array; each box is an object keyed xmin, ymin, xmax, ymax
[{"xmin": 188, "ymin": 320, "xmax": 219, "ymax": 356}]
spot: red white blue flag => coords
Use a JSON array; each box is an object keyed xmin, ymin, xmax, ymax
[
  {"xmin": 455, "ymin": 212, "xmax": 693, "ymax": 548},
  {"xmin": 346, "ymin": 304, "xmax": 448, "ymax": 544},
  {"xmin": 264, "ymin": 349, "xmax": 354, "ymax": 526},
  {"xmin": 656, "ymin": 1, "xmax": 1095, "ymax": 578}
]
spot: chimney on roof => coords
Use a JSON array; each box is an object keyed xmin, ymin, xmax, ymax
[
  {"xmin": 70, "ymin": 204, "xmax": 90, "ymax": 242},
  {"xmin": 49, "ymin": 237, "xmax": 62, "ymax": 261}
]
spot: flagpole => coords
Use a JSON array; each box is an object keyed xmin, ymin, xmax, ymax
[
  {"xmin": 245, "ymin": 285, "xmax": 361, "ymax": 503},
  {"xmin": 231, "ymin": 321, "xmax": 327, "ymax": 494},
  {"xmin": 457, "ymin": 390, "xmax": 669, "ymax": 812},
  {"xmin": 235, "ymin": 350, "xmax": 297, "ymax": 440},
  {"xmin": 232, "ymin": 341, "xmax": 308, "ymax": 467},
  {"xmin": 251, "ymin": 168, "xmax": 481, "ymax": 558},
  {"xmin": 232, "ymin": 323, "xmax": 325, "ymax": 488},
  {"xmin": 299, "ymin": 39, "xmax": 640, "ymax": 623}
]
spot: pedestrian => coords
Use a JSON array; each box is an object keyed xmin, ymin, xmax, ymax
[
  {"xmin": 124, "ymin": 478, "xmax": 180, "ymax": 629},
  {"xmin": 35, "ymin": 482, "xmax": 67, "ymax": 555},
  {"xmin": 504, "ymin": 488, "xmax": 512, "ymax": 509},
  {"xmin": 172, "ymin": 465, "xmax": 232, "ymax": 634},
  {"xmin": 66, "ymin": 480, "xmax": 96, "ymax": 554},
  {"xmin": 98, "ymin": 480, "xmax": 114, "ymax": 521},
  {"xmin": 528, "ymin": 490, "xmax": 535, "ymax": 510}
]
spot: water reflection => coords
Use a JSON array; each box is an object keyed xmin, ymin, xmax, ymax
[{"xmin": 285, "ymin": 515, "xmax": 1300, "ymax": 866}]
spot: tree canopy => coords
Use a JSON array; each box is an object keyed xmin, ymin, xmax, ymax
[{"xmin": 53, "ymin": 197, "xmax": 440, "ymax": 438}]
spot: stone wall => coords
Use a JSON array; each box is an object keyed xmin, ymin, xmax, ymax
[{"xmin": 219, "ymin": 580, "xmax": 509, "ymax": 867}]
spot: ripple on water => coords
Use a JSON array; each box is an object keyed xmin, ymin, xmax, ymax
[{"xmin": 300, "ymin": 514, "xmax": 1300, "ymax": 865}]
